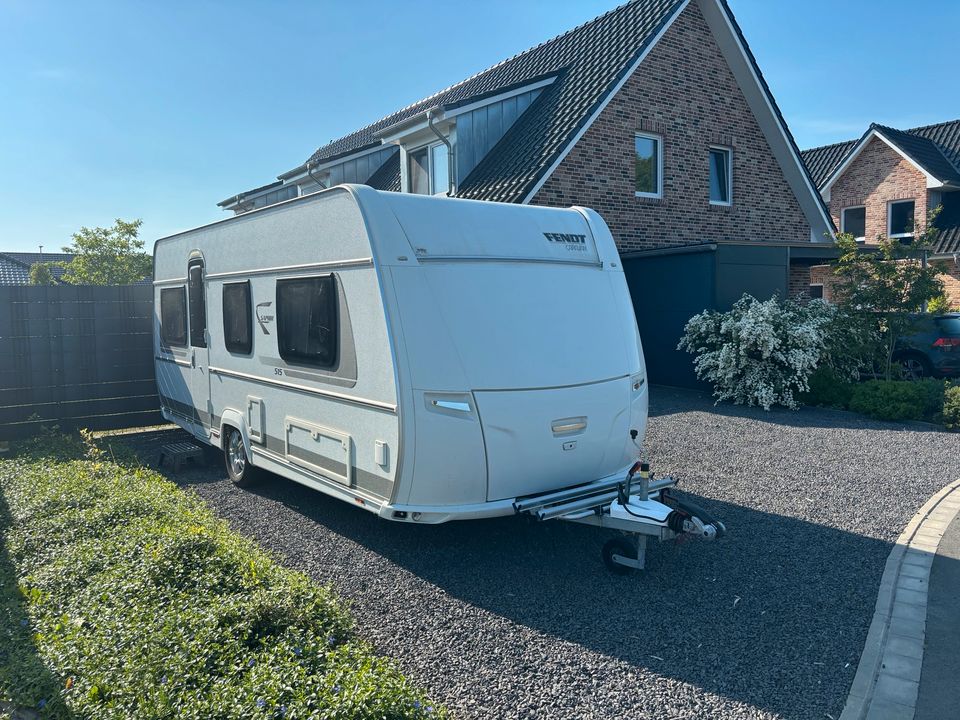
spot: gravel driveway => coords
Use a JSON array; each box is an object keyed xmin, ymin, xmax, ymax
[{"xmin": 123, "ymin": 387, "xmax": 960, "ymax": 719}]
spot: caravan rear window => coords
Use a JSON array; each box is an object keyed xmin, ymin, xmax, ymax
[
  {"xmin": 276, "ymin": 276, "xmax": 338, "ymax": 368},
  {"xmin": 222, "ymin": 281, "xmax": 252, "ymax": 354},
  {"xmin": 160, "ymin": 286, "xmax": 187, "ymax": 348}
]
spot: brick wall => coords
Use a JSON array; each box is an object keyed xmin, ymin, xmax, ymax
[
  {"xmin": 828, "ymin": 137, "xmax": 928, "ymax": 242},
  {"xmin": 531, "ymin": 2, "xmax": 811, "ymax": 253},
  {"xmin": 788, "ymin": 263, "xmax": 812, "ymax": 299},
  {"xmin": 807, "ymin": 262, "xmax": 960, "ymax": 308},
  {"xmin": 934, "ymin": 261, "xmax": 960, "ymax": 309},
  {"xmin": 809, "ymin": 264, "xmax": 836, "ymax": 302}
]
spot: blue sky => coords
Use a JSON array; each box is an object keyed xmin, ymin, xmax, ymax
[{"xmin": 1, "ymin": 0, "xmax": 957, "ymax": 252}]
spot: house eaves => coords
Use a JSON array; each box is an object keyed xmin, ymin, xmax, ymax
[
  {"xmin": 819, "ymin": 125, "xmax": 960, "ymax": 200},
  {"xmin": 277, "ymin": 141, "xmax": 385, "ymax": 183},
  {"xmin": 217, "ymin": 180, "xmax": 284, "ymax": 208},
  {"xmin": 220, "ymin": 0, "xmax": 833, "ymax": 242},
  {"xmin": 514, "ymin": 0, "xmax": 835, "ymax": 241},
  {"xmin": 695, "ymin": 0, "xmax": 835, "ymax": 239}
]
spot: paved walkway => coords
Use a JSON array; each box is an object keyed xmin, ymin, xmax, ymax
[
  {"xmin": 840, "ymin": 478, "xmax": 960, "ymax": 720},
  {"xmin": 915, "ymin": 509, "xmax": 960, "ymax": 718}
]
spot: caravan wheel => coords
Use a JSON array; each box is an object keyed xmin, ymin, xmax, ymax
[{"xmin": 224, "ymin": 428, "xmax": 260, "ymax": 488}]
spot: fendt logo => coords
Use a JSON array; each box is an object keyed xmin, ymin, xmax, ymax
[
  {"xmin": 543, "ymin": 232, "xmax": 587, "ymax": 245},
  {"xmin": 543, "ymin": 232, "xmax": 588, "ymax": 253}
]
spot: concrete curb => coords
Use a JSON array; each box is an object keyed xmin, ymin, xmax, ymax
[{"xmin": 840, "ymin": 477, "xmax": 960, "ymax": 720}]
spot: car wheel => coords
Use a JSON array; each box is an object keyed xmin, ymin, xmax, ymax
[
  {"xmin": 224, "ymin": 427, "xmax": 260, "ymax": 488},
  {"xmin": 896, "ymin": 354, "xmax": 933, "ymax": 381}
]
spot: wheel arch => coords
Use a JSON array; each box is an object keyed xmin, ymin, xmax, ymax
[{"xmin": 219, "ymin": 409, "xmax": 252, "ymax": 460}]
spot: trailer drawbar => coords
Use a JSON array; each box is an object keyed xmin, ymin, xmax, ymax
[{"xmin": 513, "ymin": 430, "xmax": 725, "ymax": 574}]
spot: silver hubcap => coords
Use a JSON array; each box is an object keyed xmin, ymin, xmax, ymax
[
  {"xmin": 902, "ymin": 359, "xmax": 925, "ymax": 380},
  {"xmin": 228, "ymin": 432, "xmax": 245, "ymax": 477}
]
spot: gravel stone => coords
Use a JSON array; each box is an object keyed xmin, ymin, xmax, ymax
[{"xmin": 123, "ymin": 386, "xmax": 960, "ymax": 719}]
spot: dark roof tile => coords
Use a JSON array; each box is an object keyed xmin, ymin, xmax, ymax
[
  {"xmin": 802, "ymin": 119, "xmax": 960, "ymax": 189},
  {"xmin": 0, "ymin": 252, "xmax": 74, "ymax": 284},
  {"xmin": 303, "ymin": 0, "xmax": 685, "ymax": 203},
  {"xmin": 873, "ymin": 124, "xmax": 960, "ymax": 185},
  {"xmin": 0, "ymin": 255, "xmax": 30, "ymax": 285},
  {"xmin": 364, "ymin": 149, "xmax": 401, "ymax": 192},
  {"xmin": 800, "ymin": 140, "xmax": 858, "ymax": 188},
  {"xmin": 933, "ymin": 189, "xmax": 960, "ymax": 255}
]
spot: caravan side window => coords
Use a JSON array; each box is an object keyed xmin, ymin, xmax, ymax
[
  {"xmin": 160, "ymin": 286, "xmax": 187, "ymax": 348},
  {"xmin": 222, "ymin": 281, "xmax": 252, "ymax": 355},
  {"xmin": 276, "ymin": 275, "xmax": 338, "ymax": 368}
]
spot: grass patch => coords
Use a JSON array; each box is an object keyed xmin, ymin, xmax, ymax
[{"xmin": 0, "ymin": 431, "xmax": 441, "ymax": 719}]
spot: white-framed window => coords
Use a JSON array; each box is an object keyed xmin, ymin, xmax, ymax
[
  {"xmin": 888, "ymin": 199, "xmax": 916, "ymax": 243},
  {"xmin": 708, "ymin": 146, "xmax": 732, "ymax": 205},
  {"xmin": 809, "ymin": 284, "xmax": 824, "ymax": 300},
  {"xmin": 409, "ymin": 142, "xmax": 450, "ymax": 196},
  {"xmin": 840, "ymin": 205, "xmax": 866, "ymax": 242},
  {"xmin": 634, "ymin": 132, "xmax": 662, "ymax": 198}
]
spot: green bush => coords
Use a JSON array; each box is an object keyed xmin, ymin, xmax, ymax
[
  {"xmin": 0, "ymin": 434, "xmax": 442, "ymax": 720},
  {"xmin": 848, "ymin": 379, "xmax": 946, "ymax": 423},
  {"xmin": 927, "ymin": 294, "xmax": 952, "ymax": 315},
  {"xmin": 943, "ymin": 384, "xmax": 960, "ymax": 429},
  {"xmin": 800, "ymin": 366, "xmax": 856, "ymax": 409}
]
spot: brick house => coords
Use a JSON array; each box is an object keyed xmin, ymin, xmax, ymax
[
  {"xmin": 802, "ymin": 120, "xmax": 960, "ymax": 303},
  {"xmin": 219, "ymin": 0, "xmax": 834, "ymax": 384}
]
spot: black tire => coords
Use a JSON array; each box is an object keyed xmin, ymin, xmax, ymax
[
  {"xmin": 602, "ymin": 537, "xmax": 637, "ymax": 575},
  {"xmin": 224, "ymin": 427, "xmax": 260, "ymax": 488},
  {"xmin": 894, "ymin": 353, "xmax": 933, "ymax": 381}
]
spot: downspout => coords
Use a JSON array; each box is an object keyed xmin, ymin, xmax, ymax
[
  {"xmin": 306, "ymin": 160, "xmax": 327, "ymax": 190},
  {"xmin": 426, "ymin": 109, "xmax": 456, "ymax": 196}
]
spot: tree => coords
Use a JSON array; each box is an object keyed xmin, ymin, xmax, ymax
[
  {"xmin": 831, "ymin": 207, "xmax": 945, "ymax": 380},
  {"xmin": 28, "ymin": 262, "xmax": 55, "ymax": 285},
  {"xmin": 59, "ymin": 218, "xmax": 151, "ymax": 285}
]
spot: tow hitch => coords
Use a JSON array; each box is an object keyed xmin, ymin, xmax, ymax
[{"xmin": 513, "ymin": 457, "xmax": 725, "ymax": 574}]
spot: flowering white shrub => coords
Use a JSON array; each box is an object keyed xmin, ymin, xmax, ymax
[{"xmin": 677, "ymin": 294, "xmax": 841, "ymax": 410}]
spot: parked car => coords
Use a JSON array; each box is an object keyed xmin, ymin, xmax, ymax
[{"xmin": 894, "ymin": 313, "xmax": 960, "ymax": 379}]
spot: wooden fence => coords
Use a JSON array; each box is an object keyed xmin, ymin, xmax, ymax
[{"xmin": 0, "ymin": 285, "xmax": 161, "ymax": 440}]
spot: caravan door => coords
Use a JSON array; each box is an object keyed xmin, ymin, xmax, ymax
[{"xmin": 187, "ymin": 257, "xmax": 212, "ymax": 436}]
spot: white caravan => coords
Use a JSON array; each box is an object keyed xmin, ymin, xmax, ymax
[{"xmin": 153, "ymin": 185, "xmax": 723, "ymax": 572}]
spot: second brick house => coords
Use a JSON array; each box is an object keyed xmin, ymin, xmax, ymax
[
  {"xmin": 802, "ymin": 120, "xmax": 960, "ymax": 303},
  {"xmin": 218, "ymin": 0, "xmax": 834, "ymax": 383}
]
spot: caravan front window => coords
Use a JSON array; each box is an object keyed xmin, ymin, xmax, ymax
[
  {"xmin": 276, "ymin": 275, "xmax": 338, "ymax": 368},
  {"xmin": 160, "ymin": 286, "xmax": 187, "ymax": 348}
]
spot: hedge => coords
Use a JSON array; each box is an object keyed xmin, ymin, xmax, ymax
[
  {"xmin": 0, "ymin": 432, "xmax": 442, "ymax": 719},
  {"xmin": 848, "ymin": 379, "xmax": 946, "ymax": 423}
]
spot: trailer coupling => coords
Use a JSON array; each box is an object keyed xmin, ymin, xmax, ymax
[{"xmin": 513, "ymin": 469, "xmax": 725, "ymax": 575}]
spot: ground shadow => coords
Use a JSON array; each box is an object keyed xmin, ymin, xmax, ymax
[{"xmin": 118, "ymin": 425, "xmax": 903, "ymax": 720}]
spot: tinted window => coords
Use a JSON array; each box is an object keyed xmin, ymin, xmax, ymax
[
  {"xmin": 635, "ymin": 134, "xmax": 660, "ymax": 196},
  {"xmin": 936, "ymin": 317, "xmax": 960, "ymax": 336},
  {"xmin": 409, "ymin": 147, "xmax": 429, "ymax": 195},
  {"xmin": 709, "ymin": 148, "xmax": 731, "ymax": 204},
  {"xmin": 842, "ymin": 206, "xmax": 866, "ymax": 239},
  {"xmin": 809, "ymin": 285, "xmax": 824, "ymax": 299},
  {"xmin": 889, "ymin": 200, "xmax": 915, "ymax": 239},
  {"xmin": 222, "ymin": 281, "xmax": 252, "ymax": 354},
  {"xmin": 160, "ymin": 286, "xmax": 187, "ymax": 348},
  {"xmin": 188, "ymin": 261, "xmax": 206, "ymax": 347},
  {"xmin": 276, "ymin": 276, "xmax": 338, "ymax": 368}
]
